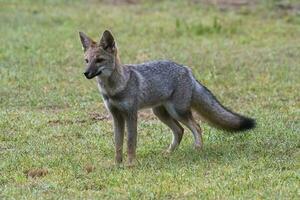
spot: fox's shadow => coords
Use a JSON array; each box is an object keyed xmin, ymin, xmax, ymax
[{"xmin": 136, "ymin": 132, "xmax": 274, "ymax": 169}]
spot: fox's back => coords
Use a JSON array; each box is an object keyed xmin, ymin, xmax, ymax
[
  {"xmin": 126, "ymin": 60, "xmax": 190, "ymax": 83},
  {"xmin": 124, "ymin": 60, "xmax": 194, "ymax": 108}
]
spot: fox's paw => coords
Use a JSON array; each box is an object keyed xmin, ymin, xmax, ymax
[
  {"xmin": 114, "ymin": 162, "xmax": 124, "ymax": 169},
  {"xmin": 126, "ymin": 161, "xmax": 136, "ymax": 168},
  {"xmin": 194, "ymin": 143, "xmax": 203, "ymax": 151},
  {"xmin": 162, "ymin": 147, "xmax": 175, "ymax": 157},
  {"xmin": 162, "ymin": 150, "xmax": 171, "ymax": 157}
]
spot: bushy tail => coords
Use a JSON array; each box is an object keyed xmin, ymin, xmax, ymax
[{"xmin": 192, "ymin": 80, "xmax": 255, "ymax": 132}]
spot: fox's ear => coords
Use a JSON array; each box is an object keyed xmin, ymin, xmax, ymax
[
  {"xmin": 99, "ymin": 30, "xmax": 115, "ymax": 52},
  {"xmin": 79, "ymin": 31, "xmax": 94, "ymax": 51}
]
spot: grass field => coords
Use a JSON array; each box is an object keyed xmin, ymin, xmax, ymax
[{"xmin": 0, "ymin": 0, "xmax": 299, "ymax": 199}]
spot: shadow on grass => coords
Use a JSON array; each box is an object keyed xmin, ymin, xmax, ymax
[{"xmin": 135, "ymin": 130, "xmax": 298, "ymax": 170}]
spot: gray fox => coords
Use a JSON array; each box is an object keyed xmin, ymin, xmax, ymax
[{"xmin": 79, "ymin": 30, "xmax": 255, "ymax": 166}]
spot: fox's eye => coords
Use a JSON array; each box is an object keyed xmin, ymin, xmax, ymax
[
  {"xmin": 96, "ymin": 58, "xmax": 105, "ymax": 63},
  {"xmin": 85, "ymin": 59, "xmax": 89, "ymax": 63}
]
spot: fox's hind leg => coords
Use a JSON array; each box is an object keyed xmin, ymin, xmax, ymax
[
  {"xmin": 164, "ymin": 104, "xmax": 203, "ymax": 150},
  {"xmin": 153, "ymin": 106, "xmax": 184, "ymax": 153},
  {"xmin": 184, "ymin": 115, "xmax": 203, "ymax": 150}
]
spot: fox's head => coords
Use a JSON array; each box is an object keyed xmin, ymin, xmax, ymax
[{"xmin": 79, "ymin": 30, "xmax": 119, "ymax": 79}]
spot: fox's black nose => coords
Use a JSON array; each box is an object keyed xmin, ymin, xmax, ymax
[
  {"xmin": 83, "ymin": 71, "xmax": 89, "ymax": 78},
  {"xmin": 84, "ymin": 71, "xmax": 94, "ymax": 79}
]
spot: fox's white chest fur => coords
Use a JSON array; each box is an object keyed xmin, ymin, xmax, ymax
[
  {"xmin": 103, "ymin": 96, "xmax": 131, "ymax": 111},
  {"xmin": 97, "ymin": 79, "xmax": 132, "ymax": 111}
]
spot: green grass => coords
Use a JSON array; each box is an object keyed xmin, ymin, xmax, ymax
[{"xmin": 0, "ymin": 0, "xmax": 299, "ymax": 199}]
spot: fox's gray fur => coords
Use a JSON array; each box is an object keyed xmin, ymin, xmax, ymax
[{"xmin": 79, "ymin": 30, "xmax": 255, "ymax": 166}]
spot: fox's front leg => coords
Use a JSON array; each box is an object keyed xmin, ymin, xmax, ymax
[
  {"xmin": 125, "ymin": 112, "xmax": 138, "ymax": 166},
  {"xmin": 111, "ymin": 110, "xmax": 125, "ymax": 165}
]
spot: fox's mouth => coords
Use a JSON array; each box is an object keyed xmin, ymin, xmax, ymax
[
  {"xmin": 83, "ymin": 70, "xmax": 102, "ymax": 79},
  {"xmin": 95, "ymin": 70, "xmax": 102, "ymax": 76},
  {"xmin": 83, "ymin": 66, "xmax": 111, "ymax": 79}
]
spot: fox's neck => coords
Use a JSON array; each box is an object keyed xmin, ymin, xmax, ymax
[
  {"xmin": 97, "ymin": 56, "xmax": 129, "ymax": 96},
  {"xmin": 108, "ymin": 64, "xmax": 127, "ymax": 88}
]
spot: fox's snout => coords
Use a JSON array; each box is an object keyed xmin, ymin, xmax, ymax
[
  {"xmin": 83, "ymin": 70, "xmax": 101, "ymax": 79},
  {"xmin": 83, "ymin": 71, "xmax": 92, "ymax": 79}
]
